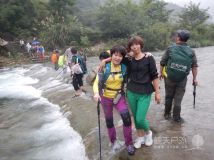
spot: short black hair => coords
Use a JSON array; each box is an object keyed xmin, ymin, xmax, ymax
[
  {"xmin": 71, "ymin": 47, "xmax": 77, "ymax": 54},
  {"xmin": 99, "ymin": 51, "xmax": 110, "ymax": 60},
  {"xmin": 110, "ymin": 45, "xmax": 126, "ymax": 58},
  {"xmin": 177, "ymin": 29, "xmax": 190, "ymax": 42}
]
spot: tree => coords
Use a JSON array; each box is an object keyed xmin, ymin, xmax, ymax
[
  {"xmin": 139, "ymin": 0, "xmax": 171, "ymax": 24},
  {"xmin": 0, "ymin": 0, "xmax": 37, "ymax": 38},
  {"xmin": 40, "ymin": 15, "xmax": 82, "ymax": 49},
  {"xmin": 48, "ymin": 0, "xmax": 75, "ymax": 21},
  {"xmin": 178, "ymin": 2, "xmax": 209, "ymax": 30},
  {"xmin": 135, "ymin": 0, "xmax": 172, "ymax": 50},
  {"xmin": 97, "ymin": 0, "xmax": 140, "ymax": 39},
  {"xmin": 141, "ymin": 22, "xmax": 171, "ymax": 50}
]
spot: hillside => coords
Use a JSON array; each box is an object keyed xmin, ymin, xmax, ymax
[{"xmin": 165, "ymin": 3, "xmax": 184, "ymax": 22}]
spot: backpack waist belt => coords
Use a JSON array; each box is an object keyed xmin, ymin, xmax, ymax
[{"xmin": 105, "ymin": 87, "xmax": 122, "ymax": 91}]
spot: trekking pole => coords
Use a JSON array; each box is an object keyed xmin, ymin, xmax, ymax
[
  {"xmin": 193, "ymin": 84, "xmax": 196, "ymax": 109},
  {"xmin": 56, "ymin": 67, "xmax": 66, "ymax": 79},
  {"xmin": 56, "ymin": 68, "xmax": 64, "ymax": 79},
  {"xmin": 97, "ymin": 100, "xmax": 102, "ymax": 160}
]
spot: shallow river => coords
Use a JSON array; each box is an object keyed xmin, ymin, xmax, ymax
[{"xmin": 0, "ymin": 46, "xmax": 214, "ymax": 160}]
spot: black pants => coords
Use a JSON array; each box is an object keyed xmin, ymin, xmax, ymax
[
  {"xmin": 72, "ymin": 73, "xmax": 83, "ymax": 91},
  {"xmin": 164, "ymin": 77, "xmax": 187, "ymax": 120}
]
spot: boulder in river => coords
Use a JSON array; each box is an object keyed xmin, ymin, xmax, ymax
[{"xmin": 0, "ymin": 37, "xmax": 8, "ymax": 46}]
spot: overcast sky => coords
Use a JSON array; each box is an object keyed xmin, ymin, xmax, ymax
[{"xmin": 164, "ymin": 0, "xmax": 214, "ymax": 19}]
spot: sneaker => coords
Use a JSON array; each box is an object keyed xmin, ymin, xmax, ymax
[
  {"xmin": 127, "ymin": 145, "xmax": 135, "ymax": 155},
  {"xmin": 145, "ymin": 130, "xmax": 153, "ymax": 146},
  {"xmin": 134, "ymin": 137, "xmax": 145, "ymax": 149},
  {"xmin": 111, "ymin": 140, "xmax": 124, "ymax": 151}
]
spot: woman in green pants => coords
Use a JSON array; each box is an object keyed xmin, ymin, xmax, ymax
[
  {"xmin": 125, "ymin": 36, "xmax": 161, "ymax": 149},
  {"xmin": 99, "ymin": 36, "xmax": 161, "ymax": 149}
]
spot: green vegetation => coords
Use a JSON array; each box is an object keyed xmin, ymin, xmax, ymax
[{"xmin": 0, "ymin": 0, "xmax": 214, "ymax": 55}]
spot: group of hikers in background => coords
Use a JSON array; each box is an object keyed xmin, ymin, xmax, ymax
[
  {"xmin": 20, "ymin": 37, "xmax": 45, "ymax": 62},
  {"xmin": 50, "ymin": 29, "xmax": 198, "ymax": 156},
  {"xmin": 50, "ymin": 46, "xmax": 87, "ymax": 97},
  {"xmin": 91, "ymin": 29, "xmax": 198, "ymax": 156}
]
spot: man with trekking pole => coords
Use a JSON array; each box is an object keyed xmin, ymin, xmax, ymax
[{"xmin": 160, "ymin": 29, "xmax": 198, "ymax": 123}]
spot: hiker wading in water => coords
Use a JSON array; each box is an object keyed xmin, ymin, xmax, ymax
[
  {"xmin": 160, "ymin": 29, "xmax": 198, "ymax": 123},
  {"xmin": 122, "ymin": 36, "xmax": 161, "ymax": 149},
  {"xmin": 93, "ymin": 45, "xmax": 135, "ymax": 155},
  {"xmin": 99, "ymin": 37, "xmax": 160, "ymax": 149}
]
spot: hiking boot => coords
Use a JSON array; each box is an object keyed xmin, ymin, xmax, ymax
[
  {"xmin": 164, "ymin": 113, "xmax": 171, "ymax": 120},
  {"xmin": 111, "ymin": 140, "xmax": 124, "ymax": 151},
  {"xmin": 173, "ymin": 117, "xmax": 184, "ymax": 123},
  {"xmin": 127, "ymin": 145, "xmax": 135, "ymax": 155},
  {"xmin": 145, "ymin": 130, "xmax": 153, "ymax": 146},
  {"xmin": 134, "ymin": 136, "xmax": 145, "ymax": 149},
  {"xmin": 72, "ymin": 94, "xmax": 80, "ymax": 98}
]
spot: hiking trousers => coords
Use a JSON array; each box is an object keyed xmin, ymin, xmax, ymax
[
  {"xmin": 100, "ymin": 95, "xmax": 133, "ymax": 146},
  {"xmin": 72, "ymin": 73, "xmax": 83, "ymax": 91},
  {"xmin": 127, "ymin": 90, "xmax": 152, "ymax": 131},
  {"xmin": 164, "ymin": 77, "xmax": 187, "ymax": 120}
]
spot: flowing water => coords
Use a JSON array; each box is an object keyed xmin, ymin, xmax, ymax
[
  {"xmin": 0, "ymin": 46, "xmax": 214, "ymax": 160},
  {"xmin": 0, "ymin": 65, "xmax": 88, "ymax": 160}
]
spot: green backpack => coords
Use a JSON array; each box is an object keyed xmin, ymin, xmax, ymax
[{"xmin": 166, "ymin": 44, "xmax": 193, "ymax": 82}]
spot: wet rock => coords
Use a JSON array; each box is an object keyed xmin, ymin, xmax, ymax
[{"xmin": 0, "ymin": 37, "xmax": 8, "ymax": 46}]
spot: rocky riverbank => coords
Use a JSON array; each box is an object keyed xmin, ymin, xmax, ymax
[{"xmin": 0, "ymin": 55, "xmax": 31, "ymax": 68}]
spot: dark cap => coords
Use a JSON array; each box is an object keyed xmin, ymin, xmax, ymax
[{"xmin": 177, "ymin": 29, "xmax": 190, "ymax": 42}]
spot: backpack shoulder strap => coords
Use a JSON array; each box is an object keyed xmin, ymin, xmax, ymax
[
  {"xmin": 76, "ymin": 54, "xmax": 82, "ymax": 59},
  {"xmin": 72, "ymin": 55, "xmax": 77, "ymax": 63},
  {"xmin": 103, "ymin": 62, "xmax": 111, "ymax": 83},
  {"xmin": 76, "ymin": 55, "xmax": 81, "ymax": 62},
  {"xmin": 121, "ymin": 63, "xmax": 127, "ymax": 91},
  {"xmin": 72, "ymin": 54, "xmax": 82, "ymax": 64},
  {"xmin": 121, "ymin": 63, "xmax": 126, "ymax": 77},
  {"xmin": 98, "ymin": 63, "xmax": 110, "ymax": 94},
  {"xmin": 103, "ymin": 62, "xmax": 127, "ymax": 82}
]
